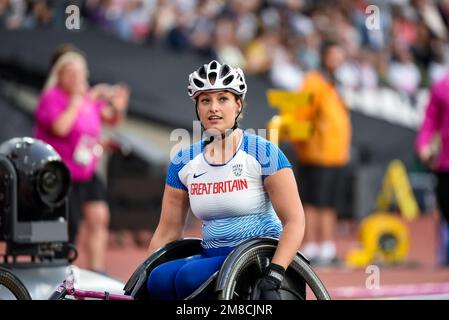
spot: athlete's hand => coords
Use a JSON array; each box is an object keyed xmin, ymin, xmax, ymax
[{"xmin": 251, "ymin": 263, "xmax": 285, "ymax": 300}]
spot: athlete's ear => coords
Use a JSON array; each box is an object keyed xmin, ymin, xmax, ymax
[{"xmin": 237, "ymin": 99, "xmax": 243, "ymax": 112}]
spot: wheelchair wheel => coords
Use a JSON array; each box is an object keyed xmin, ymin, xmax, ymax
[
  {"xmin": 217, "ymin": 240, "xmax": 330, "ymax": 300},
  {"xmin": 0, "ymin": 267, "xmax": 32, "ymax": 300}
]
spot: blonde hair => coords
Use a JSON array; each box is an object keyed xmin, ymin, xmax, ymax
[{"xmin": 44, "ymin": 51, "xmax": 89, "ymax": 91}]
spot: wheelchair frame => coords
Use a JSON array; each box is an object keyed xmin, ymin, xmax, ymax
[
  {"xmin": 124, "ymin": 237, "xmax": 331, "ymax": 300},
  {"xmin": 0, "ymin": 237, "xmax": 330, "ymax": 300}
]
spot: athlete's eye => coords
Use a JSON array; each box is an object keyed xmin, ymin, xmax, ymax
[
  {"xmin": 219, "ymin": 96, "xmax": 228, "ymax": 102},
  {"xmin": 200, "ymin": 98, "xmax": 210, "ymax": 104}
]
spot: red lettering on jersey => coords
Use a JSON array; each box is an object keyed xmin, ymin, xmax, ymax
[
  {"xmin": 191, "ymin": 183, "xmax": 197, "ymax": 195},
  {"xmin": 231, "ymin": 180, "xmax": 239, "ymax": 191},
  {"xmin": 191, "ymin": 179, "xmax": 249, "ymax": 195}
]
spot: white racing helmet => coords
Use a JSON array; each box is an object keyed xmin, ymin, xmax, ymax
[{"xmin": 188, "ymin": 60, "xmax": 247, "ymax": 100}]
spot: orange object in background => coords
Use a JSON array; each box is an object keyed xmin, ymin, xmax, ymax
[{"xmin": 293, "ymin": 71, "xmax": 352, "ymax": 167}]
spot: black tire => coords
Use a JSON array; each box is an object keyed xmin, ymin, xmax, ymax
[
  {"xmin": 217, "ymin": 243, "xmax": 331, "ymax": 300},
  {"xmin": 0, "ymin": 267, "xmax": 32, "ymax": 300}
]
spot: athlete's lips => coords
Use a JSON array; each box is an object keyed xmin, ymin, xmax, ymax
[{"xmin": 208, "ymin": 115, "xmax": 223, "ymax": 120}]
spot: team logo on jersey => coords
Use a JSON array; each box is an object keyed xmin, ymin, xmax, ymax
[{"xmin": 232, "ymin": 164, "xmax": 243, "ymax": 177}]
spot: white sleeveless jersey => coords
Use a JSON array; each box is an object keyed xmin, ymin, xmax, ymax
[{"xmin": 166, "ymin": 132, "xmax": 291, "ymax": 249}]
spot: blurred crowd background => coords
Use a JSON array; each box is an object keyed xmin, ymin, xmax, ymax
[
  {"xmin": 1, "ymin": 0, "xmax": 449, "ymax": 93},
  {"xmin": 1, "ymin": 0, "xmax": 448, "ymax": 272}
]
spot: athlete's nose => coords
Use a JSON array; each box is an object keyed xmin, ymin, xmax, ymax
[{"xmin": 208, "ymin": 97, "xmax": 220, "ymax": 113}]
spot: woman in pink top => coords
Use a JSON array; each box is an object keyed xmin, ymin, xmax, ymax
[
  {"xmin": 34, "ymin": 50, "xmax": 129, "ymax": 272},
  {"xmin": 416, "ymin": 72, "xmax": 449, "ymax": 265}
]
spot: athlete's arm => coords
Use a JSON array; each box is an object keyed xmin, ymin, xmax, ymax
[
  {"xmin": 146, "ymin": 185, "xmax": 190, "ymax": 255},
  {"xmin": 264, "ymin": 168, "xmax": 305, "ymax": 269}
]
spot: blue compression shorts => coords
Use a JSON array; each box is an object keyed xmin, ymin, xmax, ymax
[{"xmin": 146, "ymin": 246, "xmax": 233, "ymax": 300}]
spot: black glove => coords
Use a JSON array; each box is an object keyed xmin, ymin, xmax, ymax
[{"xmin": 251, "ymin": 263, "xmax": 285, "ymax": 300}]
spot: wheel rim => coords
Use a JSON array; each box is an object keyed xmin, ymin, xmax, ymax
[
  {"xmin": 218, "ymin": 244, "xmax": 330, "ymax": 300},
  {"xmin": 0, "ymin": 268, "xmax": 32, "ymax": 300}
]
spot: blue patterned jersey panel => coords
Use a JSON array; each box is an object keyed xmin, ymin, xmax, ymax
[
  {"xmin": 243, "ymin": 133, "xmax": 292, "ymax": 180},
  {"xmin": 165, "ymin": 141, "xmax": 204, "ymax": 191}
]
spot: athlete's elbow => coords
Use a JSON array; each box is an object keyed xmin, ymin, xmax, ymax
[{"xmin": 283, "ymin": 215, "xmax": 305, "ymax": 238}]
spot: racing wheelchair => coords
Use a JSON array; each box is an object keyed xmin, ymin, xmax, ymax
[
  {"xmin": 123, "ymin": 237, "xmax": 331, "ymax": 300},
  {"xmin": 0, "ymin": 137, "xmax": 329, "ymax": 300},
  {"xmin": 1, "ymin": 237, "xmax": 331, "ymax": 300}
]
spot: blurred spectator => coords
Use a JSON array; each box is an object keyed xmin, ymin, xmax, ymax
[
  {"xmin": 33, "ymin": 48, "xmax": 129, "ymax": 272},
  {"xmin": 296, "ymin": 32, "xmax": 321, "ymax": 71},
  {"xmin": 3, "ymin": 0, "xmax": 449, "ymax": 103},
  {"xmin": 49, "ymin": 43, "xmax": 86, "ymax": 69},
  {"xmin": 227, "ymin": 0, "xmax": 261, "ymax": 45},
  {"xmin": 244, "ymin": 26, "xmax": 274, "ymax": 74},
  {"xmin": 292, "ymin": 40, "xmax": 352, "ymax": 265},
  {"xmin": 428, "ymin": 39, "xmax": 449, "ymax": 84},
  {"xmin": 176, "ymin": 0, "xmax": 217, "ymax": 55},
  {"xmin": 412, "ymin": 0, "xmax": 447, "ymax": 40},
  {"xmin": 270, "ymin": 41, "xmax": 304, "ymax": 91},
  {"xmin": 115, "ymin": 0, "xmax": 154, "ymax": 43},
  {"xmin": 416, "ymin": 70, "xmax": 449, "ymax": 265},
  {"xmin": 0, "ymin": 0, "xmax": 26, "ymax": 29},
  {"xmin": 213, "ymin": 15, "xmax": 246, "ymax": 69},
  {"xmin": 390, "ymin": 4, "xmax": 418, "ymax": 50},
  {"xmin": 388, "ymin": 44, "xmax": 421, "ymax": 95},
  {"xmin": 354, "ymin": 50, "xmax": 379, "ymax": 89},
  {"xmin": 439, "ymin": 0, "xmax": 449, "ymax": 28},
  {"xmin": 22, "ymin": 0, "xmax": 54, "ymax": 29}
]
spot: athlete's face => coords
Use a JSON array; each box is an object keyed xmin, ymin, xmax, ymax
[{"xmin": 196, "ymin": 91, "xmax": 242, "ymax": 133}]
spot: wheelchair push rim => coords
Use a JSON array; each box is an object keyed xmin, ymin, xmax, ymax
[{"xmin": 216, "ymin": 241, "xmax": 331, "ymax": 300}]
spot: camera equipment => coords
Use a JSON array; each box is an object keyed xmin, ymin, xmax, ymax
[{"xmin": 0, "ymin": 137, "xmax": 71, "ymax": 261}]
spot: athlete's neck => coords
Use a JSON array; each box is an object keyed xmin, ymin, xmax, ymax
[{"xmin": 205, "ymin": 129, "xmax": 242, "ymax": 164}]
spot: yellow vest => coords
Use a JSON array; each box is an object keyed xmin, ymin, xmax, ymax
[{"xmin": 294, "ymin": 71, "xmax": 351, "ymax": 166}]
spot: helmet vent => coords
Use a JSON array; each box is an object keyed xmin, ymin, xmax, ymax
[
  {"xmin": 198, "ymin": 66, "xmax": 207, "ymax": 79},
  {"xmin": 208, "ymin": 72, "xmax": 217, "ymax": 85},
  {"xmin": 223, "ymin": 75, "xmax": 234, "ymax": 86},
  {"xmin": 193, "ymin": 78, "xmax": 204, "ymax": 88},
  {"xmin": 239, "ymin": 84, "xmax": 246, "ymax": 90},
  {"xmin": 210, "ymin": 61, "xmax": 218, "ymax": 70},
  {"xmin": 220, "ymin": 65, "xmax": 230, "ymax": 78}
]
